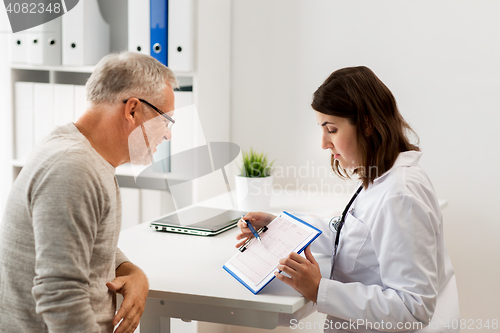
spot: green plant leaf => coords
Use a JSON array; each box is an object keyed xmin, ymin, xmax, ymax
[{"xmin": 239, "ymin": 148, "xmax": 275, "ymax": 178}]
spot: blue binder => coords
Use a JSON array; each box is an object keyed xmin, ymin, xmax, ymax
[{"xmin": 150, "ymin": 0, "xmax": 168, "ymax": 65}]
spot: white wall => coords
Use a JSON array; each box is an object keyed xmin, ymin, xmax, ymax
[
  {"xmin": 231, "ymin": 0, "xmax": 500, "ymax": 330},
  {"xmin": 1, "ymin": 0, "xmax": 499, "ymax": 331},
  {"xmin": 0, "ymin": 5, "xmax": 12, "ymax": 221}
]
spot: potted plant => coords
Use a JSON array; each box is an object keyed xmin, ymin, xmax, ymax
[{"xmin": 235, "ymin": 148, "xmax": 275, "ymax": 211}]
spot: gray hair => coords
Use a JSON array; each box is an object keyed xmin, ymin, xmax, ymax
[{"xmin": 86, "ymin": 51, "xmax": 178, "ymax": 107}]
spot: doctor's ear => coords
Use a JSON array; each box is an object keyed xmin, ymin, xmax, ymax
[
  {"xmin": 364, "ymin": 123, "xmax": 373, "ymax": 137},
  {"xmin": 363, "ymin": 116, "xmax": 373, "ymax": 137}
]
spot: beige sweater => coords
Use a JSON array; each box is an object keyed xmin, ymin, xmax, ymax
[{"xmin": 0, "ymin": 123, "xmax": 129, "ymax": 332}]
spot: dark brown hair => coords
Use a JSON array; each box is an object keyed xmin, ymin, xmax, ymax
[{"xmin": 311, "ymin": 66, "xmax": 419, "ymax": 188}]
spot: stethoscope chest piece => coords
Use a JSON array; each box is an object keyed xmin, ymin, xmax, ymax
[{"xmin": 329, "ymin": 216, "xmax": 342, "ymax": 232}]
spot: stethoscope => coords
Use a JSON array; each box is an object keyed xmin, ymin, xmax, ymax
[{"xmin": 328, "ymin": 184, "xmax": 363, "ymax": 278}]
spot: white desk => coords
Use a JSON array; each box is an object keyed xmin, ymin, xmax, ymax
[
  {"xmin": 118, "ymin": 191, "xmax": 447, "ymax": 333},
  {"xmin": 118, "ymin": 190, "xmax": 353, "ymax": 333}
]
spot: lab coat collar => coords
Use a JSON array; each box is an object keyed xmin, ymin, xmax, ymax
[{"xmin": 373, "ymin": 150, "xmax": 423, "ymax": 183}]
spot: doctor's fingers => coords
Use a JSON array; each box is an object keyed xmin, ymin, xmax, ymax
[
  {"xmin": 235, "ymin": 236, "xmax": 252, "ymax": 248},
  {"xmin": 235, "ymin": 227, "xmax": 253, "ymax": 240},
  {"xmin": 235, "ymin": 228, "xmax": 255, "ymax": 248},
  {"xmin": 236, "ymin": 220, "xmax": 251, "ymax": 232},
  {"xmin": 279, "ymin": 256, "xmax": 308, "ymax": 273},
  {"xmin": 242, "ymin": 212, "xmax": 275, "ymax": 226},
  {"xmin": 304, "ymin": 246, "xmax": 319, "ymax": 266},
  {"xmin": 286, "ymin": 248, "xmax": 319, "ymax": 268},
  {"xmin": 274, "ymin": 270, "xmax": 294, "ymax": 286},
  {"xmin": 276, "ymin": 264, "xmax": 298, "ymax": 279},
  {"xmin": 282, "ymin": 252, "xmax": 319, "ymax": 273},
  {"xmin": 275, "ymin": 265, "xmax": 314, "ymax": 293}
]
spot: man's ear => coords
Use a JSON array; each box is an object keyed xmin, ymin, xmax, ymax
[{"xmin": 124, "ymin": 98, "xmax": 141, "ymax": 125}]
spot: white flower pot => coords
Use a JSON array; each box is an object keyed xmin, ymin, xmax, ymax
[{"xmin": 234, "ymin": 175, "xmax": 273, "ymax": 212}]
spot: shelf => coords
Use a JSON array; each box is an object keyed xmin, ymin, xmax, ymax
[
  {"xmin": 12, "ymin": 159, "xmax": 24, "ymax": 168},
  {"xmin": 11, "ymin": 64, "xmax": 96, "ymax": 73},
  {"xmin": 116, "ymin": 164, "xmax": 192, "ymax": 190},
  {"xmin": 11, "ymin": 64, "xmax": 195, "ymax": 78},
  {"xmin": 115, "ymin": 164, "xmax": 189, "ymax": 180},
  {"xmin": 13, "ymin": 160, "xmax": 190, "ymax": 190}
]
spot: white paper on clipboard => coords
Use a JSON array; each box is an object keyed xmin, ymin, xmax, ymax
[{"xmin": 223, "ymin": 211, "xmax": 322, "ymax": 294}]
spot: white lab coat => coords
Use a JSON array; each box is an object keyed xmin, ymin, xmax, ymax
[{"xmin": 303, "ymin": 151, "xmax": 460, "ymax": 332}]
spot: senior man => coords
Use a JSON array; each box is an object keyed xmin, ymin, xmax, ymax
[{"xmin": 0, "ymin": 52, "xmax": 177, "ymax": 333}]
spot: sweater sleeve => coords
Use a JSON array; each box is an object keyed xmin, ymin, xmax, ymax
[
  {"xmin": 115, "ymin": 248, "xmax": 130, "ymax": 270},
  {"xmin": 30, "ymin": 158, "xmax": 104, "ymax": 333},
  {"xmin": 316, "ymin": 194, "xmax": 439, "ymax": 330}
]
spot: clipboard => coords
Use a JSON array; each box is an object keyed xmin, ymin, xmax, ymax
[{"xmin": 223, "ymin": 211, "xmax": 322, "ymax": 294}]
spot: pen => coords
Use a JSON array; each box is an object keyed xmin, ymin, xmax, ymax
[
  {"xmin": 238, "ymin": 226, "xmax": 268, "ymax": 252},
  {"xmin": 241, "ymin": 217, "xmax": 262, "ymax": 242}
]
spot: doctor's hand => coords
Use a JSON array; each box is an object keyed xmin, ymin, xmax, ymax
[
  {"xmin": 235, "ymin": 211, "xmax": 276, "ymax": 248},
  {"xmin": 275, "ymin": 246, "xmax": 321, "ymax": 303},
  {"xmin": 107, "ymin": 262, "xmax": 149, "ymax": 333}
]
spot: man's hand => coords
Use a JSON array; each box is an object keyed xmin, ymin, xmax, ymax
[
  {"xmin": 106, "ymin": 262, "xmax": 149, "ymax": 333},
  {"xmin": 275, "ymin": 246, "xmax": 322, "ymax": 303}
]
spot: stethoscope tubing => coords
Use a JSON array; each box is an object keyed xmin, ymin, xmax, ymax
[{"xmin": 329, "ymin": 184, "xmax": 363, "ymax": 278}]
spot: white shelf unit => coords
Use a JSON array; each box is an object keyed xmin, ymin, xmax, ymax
[
  {"xmin": 9, "ymin": 0, "xmax": 232, "ymax": 220},
  {"xmin": 11, "ymin": 64, "xmax": 96, "ymax": 73},
  {"xmin": 10, "ymin": 66, "xmax": 90, "ymax": 181}
]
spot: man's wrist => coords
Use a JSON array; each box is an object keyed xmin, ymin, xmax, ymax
[{"xmin": 115, "ymin": 261, "xmax": 135, "ymax": 276}]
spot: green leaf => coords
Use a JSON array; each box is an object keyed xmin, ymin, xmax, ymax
[{"xmin": 239, "ymin": 148, "xmax": 275, "ymax": 178}]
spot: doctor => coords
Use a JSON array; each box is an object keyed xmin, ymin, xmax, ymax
[{"xmin": 236, "ymin": 66, "xmax": 460, "ymax": 332}]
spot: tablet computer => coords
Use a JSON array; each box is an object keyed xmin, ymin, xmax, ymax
[{"xmin": 150, "ymin": 206, "xmax": 246, "ymax": 236}]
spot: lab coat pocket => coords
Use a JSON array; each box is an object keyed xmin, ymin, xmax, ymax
[{"xmin": 335, "ymin": 213, "xmax": 370, "ymax": 274}]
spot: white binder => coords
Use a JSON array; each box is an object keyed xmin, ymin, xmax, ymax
[
  {"xmin": 73, "ymin": 85, "xmax": 87, "ymax": 121},
  {"xmin": 168, "ymin": 0, "xmax": 194, "ymax": 72},
  {"xmin": 14, "ymin": 82, "xmax": 35, "ymax": 160},
  {"xmin": 33, "ymin": 83, "xmax": 55, "ymax": 143},
  {"xmin": 54, "ymin": 84, "xmax": 75, "ymax": 126},
  {"xmin": 62, "ymin": 0, "xmax": 110, "ymax": 66},
  {"xmin": 27, "ymin": 18, "xmax": 62, "ymax": 66},
  {"xmin": 10, "ymin": 34, "xmax": 28, "ymax": 64},
  {"xmin": 128, "ymin": 0, "xmax": 150, "ymax": 54}
]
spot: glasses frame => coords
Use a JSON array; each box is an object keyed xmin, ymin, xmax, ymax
[{"xmin": 123, "ymin": 98, "xmax": 175, "ymax": 128}]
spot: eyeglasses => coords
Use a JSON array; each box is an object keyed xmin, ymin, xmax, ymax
[{"xmin": 123, "ymin": 98, "xmax": 175, "ymax": 129}]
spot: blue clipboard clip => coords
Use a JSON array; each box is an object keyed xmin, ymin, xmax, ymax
[{"xmin": 238, "ymin": 226, "xmax": 268, "ymax": 252}]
